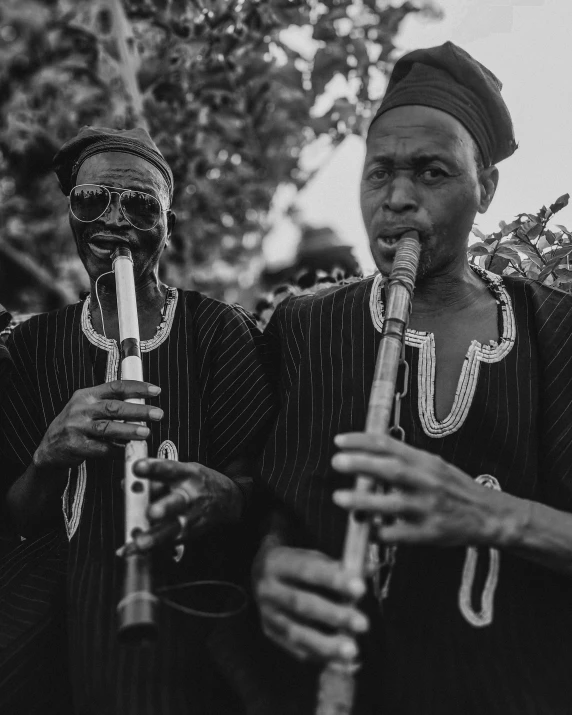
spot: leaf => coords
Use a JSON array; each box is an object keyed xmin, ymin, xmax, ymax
[
  {"xmin": 517, "ymin": 243, "xmax": 545, "ymax": 267},
  {"xmin": 468, "ymin": 243, "xmax": 490, "ymax": 256},
  {"xmin": 526, "ymin": 264, "xmax": 541, "ymax": 279},
  {"xmin": 484, "ymin": 231, "xmax": 502, "ymax": 245},
  {"xmin": 555, "ymin": 225, "xmax": 572, "ymax": 237},
  {"xmin": 549, "ymin": 193, "xmax": 570, "ymax": 215},
  {"xmin": 488, "ymin": 255, "xmax": 510, "ymax": 275},
  {"xmin": 538, "ymin": 258, "xmax": 560, "ymax": 282},
  {"xmin": 494, "ymin": 244, "xmax": 521, "ymax": 264},
  {"xmin": 548, "ymin": 245, "xmax": 572, "ymax": 262},
  {"xmin": 471, "ymin": 226, "xmax": 487, "ymax": 240},
  {"xmin": 525, "ymin": 222, "xmax": 543, "ymax": 240},
  {"xmin": 499, "ymin": 219, "xmax": 520, "ymax": 237}
]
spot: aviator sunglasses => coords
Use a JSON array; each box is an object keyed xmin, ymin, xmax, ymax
[{"xmin": 69, "ymin": 184, "xmax": 168, "ymax": 231}]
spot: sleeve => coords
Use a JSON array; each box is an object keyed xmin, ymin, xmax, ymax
[
  {"xmin": 533, "ymin": 284, "xmax": 572, "ymax": 511},
  {"xmin": 0, "ymin": 319, "xmax": 47, "ymax": 498},
  {"xmin": 0, "ymin": 306, "xmax": 13, "ymax": 400},
  {"xmin": 203, "ymin": 305, "xmax": 278, "ymax": 472}
]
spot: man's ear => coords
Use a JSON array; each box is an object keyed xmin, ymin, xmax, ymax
[
  {"xmin": 165, "ymin": 210, "xmax": 176, "ymax": 245},
  {"xmin": 477, "ymin": 166, "xmax": 499, "ymax": 214}
]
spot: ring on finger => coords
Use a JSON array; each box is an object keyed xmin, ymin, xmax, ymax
[{"xmin": 172, "ymin": 482, "xmax": 194, "ymax": 507}]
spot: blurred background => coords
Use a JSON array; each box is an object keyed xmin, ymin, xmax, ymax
[{"xmin": 1, "ymin": 0, "xmax": 571, "ymax": 315}]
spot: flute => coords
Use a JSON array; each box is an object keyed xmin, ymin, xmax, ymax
[
  {"xmin": 113, "ymin": 246, "xmax": 158, "ymax": 641},
  {"xmin": 315, "ymin": 231, "xmax": 421, "ymax": 715}
]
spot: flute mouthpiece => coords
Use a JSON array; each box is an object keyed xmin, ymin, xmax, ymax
[
  {"xmin": 401, "ymin": 230, "xmax": 420, "ymax": 242},
  {"xmin": 111, "ymin": 246, "xmax": 132, "ymax": 263}
]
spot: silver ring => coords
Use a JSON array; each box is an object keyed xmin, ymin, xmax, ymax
[{"xmin": 172, "ymin": 483, "xmax": 194, "ymax": 507}]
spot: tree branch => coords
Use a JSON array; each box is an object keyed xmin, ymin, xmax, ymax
[
  {"xmin": 0, "ymin": 237, "xmax": 76, "ymax": 306},
  {"xmin": 109, "ymin": 0, "xmax": 148, "ymax": 130}
]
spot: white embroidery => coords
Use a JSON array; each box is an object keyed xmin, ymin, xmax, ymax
[
  {"xmin": 157, "ymin": 439, "xmax": 178, "ymax": 461},
  {"xmin": 68, "ymin": 290, "xmax": 178, "ymax": 536},
  {"xmin": 458, "ymin": 474, "xmax": 501, "ymax": 627},
  {"xmin": 369, "ymin": 267, "xmax": 516, "ymax": 438},
  {"xmin": 62, "ymin": 461, "xmax": 87, "ymax": 541},
  {"xmin": 80, "ymin": 287, "xmax": 178, "ymax": 355},
  {"xmin": 157, "ymin": 440, "xmax": 184, "ymax": 562}
]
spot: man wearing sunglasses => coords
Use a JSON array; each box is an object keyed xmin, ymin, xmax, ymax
[{"xmin": 0, "ymin": 126, "xmax": 276, "ymax": 714}]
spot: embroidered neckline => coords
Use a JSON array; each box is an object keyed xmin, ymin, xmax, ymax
[
  {"xmin": 81, "ymin": 286, "xmax": 178, "ymax": 354},
  {"xmin": 368, "ymin": 266, "xmax": 516, "ymax": 438}
]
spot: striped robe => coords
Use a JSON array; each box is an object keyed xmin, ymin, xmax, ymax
[
  {"xmin": 0, "ymin": 305, "xmax": 11, "ymax": 392},
  {"xmin": 0, "ymin": 289, "xmax": 276, "ymax": 715},
  {"xmin": 258, "ymin": 269, "xmax": 572, "ymax": 715}
]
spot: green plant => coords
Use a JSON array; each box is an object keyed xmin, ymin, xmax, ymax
[{"xmin": 469, "ymin": 194, "xmax": 572, "ymax": 292}]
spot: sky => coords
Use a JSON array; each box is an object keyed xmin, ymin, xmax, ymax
[{"xmin": 263, "ymin": 0, "xmax": 572, "ymax": 274}]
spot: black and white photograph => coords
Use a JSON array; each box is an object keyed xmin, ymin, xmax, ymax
[{"xmin": 1, "ymin": 1, "xmax": 572, "ymax": 713}]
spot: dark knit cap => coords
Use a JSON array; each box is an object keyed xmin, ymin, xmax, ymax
[
  {"xmin": 370, "ymin": 42, "xmax": 517, "ymax": 166},
  {"xmin": 53, "ymin": 126, "xmax": 174, "ymax": 202}
]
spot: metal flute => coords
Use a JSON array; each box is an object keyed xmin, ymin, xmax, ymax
[
  {"xmin": 113, "ymin": 246, "xmax": 158, "ymax": 641},
  {"xmin": 315, "ymin": 231, "xmax": 421, "ymax": 715}
]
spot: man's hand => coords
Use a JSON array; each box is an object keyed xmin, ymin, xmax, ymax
[
  {"xmin": 332, "ymin": 432, "xmax": 515, "ymax": 547},
  {"xmin": 33, "ymin": 380, "xmax": 163, "ymax": 470},
  {"xmin": 127, "ymin": 459, "xmax": 245, "ymax": 551},
  {"xmin": 252, "ymin": 541, "xmax": 368, "ymax": 663}
]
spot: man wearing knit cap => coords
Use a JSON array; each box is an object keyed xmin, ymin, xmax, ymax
[
  {"xmin": 0, "ymin": 126, "xmax": 276, "ymax": 714},
  {"xmin": 252, "ymin": 43, "xmax": 572, "ymax": 714}
]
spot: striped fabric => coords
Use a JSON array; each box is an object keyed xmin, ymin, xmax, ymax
[
  {"xmin": 0, "ymin": 289, "xmax": 276, "ymax": 715},
  {"xmin": 0, "ymin": 306, "xmax": 11, "ymax": 398},
  {"xmin": 259, "ymin": 270, "xmax": 572, "ymax": 715}
]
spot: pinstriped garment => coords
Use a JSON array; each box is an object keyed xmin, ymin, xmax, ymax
[
  {"xmin": 260, "ymin": 272, "xmax": 572, "ymax": 715},
  {"xmin": 0, "ymin": 306, "xmax": 11, "ymax": 386},
  {"xmin": 0, "ymin": 289, "xmax": 276, "ymax": 715}
]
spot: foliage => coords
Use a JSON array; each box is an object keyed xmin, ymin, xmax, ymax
[
  {"xmin": 249, "ymin": 194, "xmax": 572, "ymax": 331},
  {"xmin": 468, "ymin": 194, "xmax": 572, "ymax": 292},
  {"xmin": 0, "ymin": 0, "xmax": 439, "ymax": 312}
]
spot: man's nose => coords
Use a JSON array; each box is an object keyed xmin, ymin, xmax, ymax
[
  {"xmin": 101, "ymin": 193, "xmax": 129, "ymax": 225},
  {"xmin": 383, "ymin": 176, "xmax": 418, "ymax": 213}
]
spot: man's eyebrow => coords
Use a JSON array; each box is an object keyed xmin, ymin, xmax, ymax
[{"xmin": 366, "ymin": 152, "xmax": 451, "ymax": 166}]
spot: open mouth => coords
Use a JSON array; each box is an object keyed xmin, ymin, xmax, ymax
[
  {"xmin": 376, "ymin": 229, "xmax": 423, "ymax": 251},
  {"xmin": 87, "ymin": 237, "xmax": 128, "ymax": 259},
  {"xmin": 377, "ymin": 235, "xmax": 402, "ymax": 247}
]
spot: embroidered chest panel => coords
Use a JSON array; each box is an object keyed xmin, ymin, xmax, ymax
[{"xmin": 369, "ymin": 268, "xmax": 516, "ymax": 439}]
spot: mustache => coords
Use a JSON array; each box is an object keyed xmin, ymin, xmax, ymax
[
  {"xmin": 375, "ymin": 224, "xmax": 432, "ymax": 241},
  {"xmin": 83, "ymin": 228, "xmax": 131, "ymax": 244}
]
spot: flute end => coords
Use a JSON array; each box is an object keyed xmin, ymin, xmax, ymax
[{"xmin": 117, "ymin": 554, "xmax": 158, "ymax": 643}]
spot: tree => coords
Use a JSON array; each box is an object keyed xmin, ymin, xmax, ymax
[{"xmin": 0, "ymin": 0, "xmax": 439, "ymax": 311}]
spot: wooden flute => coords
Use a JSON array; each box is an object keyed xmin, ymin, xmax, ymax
[
  {"xmin": 113, "ymin": 246, "xmax": 158, "ymax": 641},
  {"xmin": 315, "ymin": 231, "xmax": 421, "ymax": 715}
]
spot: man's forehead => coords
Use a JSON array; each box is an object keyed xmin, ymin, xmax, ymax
[
  {"xmin": 366, "ymin": 106, "xmax": 473, "ymax": 156},
  {"xmin": 76, "ymin": 151, "xmax": 166, "ymax": 193}
]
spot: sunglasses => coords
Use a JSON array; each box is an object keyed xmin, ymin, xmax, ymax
[{"xmin": 69, "ymin": 184, "xmax": 168, "ymax": 231}]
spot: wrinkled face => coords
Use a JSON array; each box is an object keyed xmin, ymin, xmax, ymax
[
  {"xmin": 361, "ymin": 105, "xmax": 489, "ymax": 278},
  {"xmin": 70, "ymin": 152, "xmax": 175, "ymax": 284}
]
